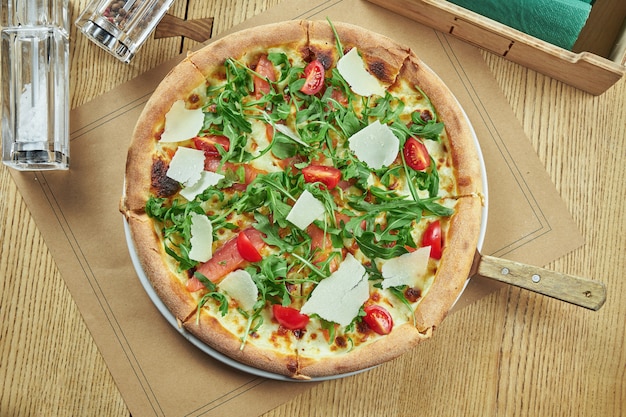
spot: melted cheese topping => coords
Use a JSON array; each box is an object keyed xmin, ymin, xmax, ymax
[{"xmin": 146, "ymin": 33, "xmax": 469, "ymax": 366}]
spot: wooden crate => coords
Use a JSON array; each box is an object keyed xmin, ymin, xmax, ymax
[{"xmin": 367, "ymin": 0, "xmax": 626, "ymax": 95}]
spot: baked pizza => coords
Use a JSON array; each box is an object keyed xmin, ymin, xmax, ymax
[{"xmin": 120, "ymin": 20, "xmax": 484, "ymax": 379}]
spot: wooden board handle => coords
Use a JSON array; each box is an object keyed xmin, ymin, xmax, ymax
[
  {"xmin": 154, "ymin": 14, "xmax": 213, "ymax": 43},
  {"xmin": 476, "ymin": 255, "xmax": 606, "ymax": 310}
]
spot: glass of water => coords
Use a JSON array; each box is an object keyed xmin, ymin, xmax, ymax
[{"xmin": 1, "ymin": 0, "xmax": 70, "ymax": 170}]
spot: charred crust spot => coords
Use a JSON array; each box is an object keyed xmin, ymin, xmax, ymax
[
  {"xmin": 308, "ymin": 46, "xmax": 334, "ymax": 70},
  {"xmin": 369, "ymin": 61, "xmax": 391, "ymax": 84},
  {"xmin": 300, "ymin": 46, "xmax": 313, "ymax": 63},
  {"xmin": 151, "ymin": 158, "xmax": 180, "ymax": 197},
  {"xmin": 287, "ymin": 359, "xmax": 298, "ymax": 374},
  {"xmin": 188, "ymin": 93, "xmax": 201, "ymax": 108},
  {"xmin": 316, "ymin": 51, "xmax": 334, "ymax": 70}
]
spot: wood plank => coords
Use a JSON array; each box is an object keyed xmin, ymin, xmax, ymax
[
  {"xmin": 1, "ymin": 1, "xmax": 625, "ymax": 416},
  {"xmin": 154, "ymin": 13, "xmax": 213, "ymax": 43}
]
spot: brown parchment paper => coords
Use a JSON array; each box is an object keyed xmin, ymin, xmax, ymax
[{"xmin": 8, "ymin": 0, "xmax": 585, "ymax": 416}]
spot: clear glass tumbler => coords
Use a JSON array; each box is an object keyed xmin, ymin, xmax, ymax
[
  {"xmin": 1, "ymin": 0, "xmax": 70, "ymax": 171},
  {"xmin": 75, "ymin": 0, "xmax": 175, "ymax": 63}
]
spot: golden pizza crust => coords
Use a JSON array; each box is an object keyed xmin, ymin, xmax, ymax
[
  {"xmin": 186, "ymin": 20, "xmax": 309, "ymax": 79},
  {"xmin": 122, "ymin": 19, "xmax": 484, "ymax": 379},
  {"xmin": 395, "ymin": 53, "xmax": 482, "ymax": 197},
  {"xmin": 126, "ymin": 212, "xmax": 198, "ymax": 321},
  {"xmin": 414, "ymin": 195, "xmax": 483, "ymax": 332},
  {"xmin": 296, "ymin": 323, "xmax": 430, "ymax": 378},
  {"xmin": 308, "ymin": 20, "xmax": 410, "ymax": 85},
  {"xmin": 122, "ymin": 59, "xmax": 208, "ymax": 214},
  {"xmin": 184, "ymin": 312, "xmax": 300, "ymax": 378}
]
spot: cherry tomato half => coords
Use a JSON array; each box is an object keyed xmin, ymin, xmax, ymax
[
  {"xmin": 300, "ymin": 60, "xmax": 325, "ymax": 95},
  {"xmin": 421, "ymin": 220, "xmax": 443, "ymax": 259},
  {"xmin": 272, "ymin": 305, "xmax": 310, "ymax": 330},
  {"xmin": 403, "ymin": 137, "xmax": 430, "ymax": 171},
  {"xmin": 236, "ymin": 230, "xmax": 263, "ymax": 262},
  {"xmin": 302, "ymin": 165, "xmax": 342, "ymax": 189},
  {"xmin": 363, "ymin": 305, "xmax": 393, "ymax": 335}
]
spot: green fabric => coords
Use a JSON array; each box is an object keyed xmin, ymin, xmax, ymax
[{"xmin": 447, "ymin": 0, "xmax": 592, "ymax": 50}]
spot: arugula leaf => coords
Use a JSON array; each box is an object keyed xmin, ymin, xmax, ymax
[
  {"xmin": 410, "ymin": 118, "xmax": 444, "ymax": 142},
  {"xmin": 337, "ymin": 154, "xmax": 370, "ymax": 189},
  {"xmin": 387, "ymin": 286, "xmax": 416, "ymax": 326},
  {"xmin": 195, "ymin": 272, "xmax": 229, "ymax": 316},
  {"xmin": 305, "ymin": 183, "xmax": 338, "ymax": 225},
  {"xmin": 253, "ymin": 212, "xmax": 295, "ymax": 253},
  {"xmin": 414, "ymin": 84, "xmax": 439, "ymax": 123},
  {"xmin": 367, "ymin": 93, "xmax": 405, "ymax": 124},
  {"xmin": 146, "ymin": 196, "xmax": 209, "ymax": 270},
  {"xmin": 342, "ymin": 191, "xmax": 453, "ymax": 260},
  {"xmin": 269, "ymin": 134, "xmax": 299, "ymax": 159},
  {"xmin": 267, "ymin": 52, "xmax": 296, "ymax": 83},
  {"xmin": 355, "ymin": 232, "xmax": 409, "ymax": 259},
  {"xmin": 248, "ymin": 256, "xmax": 291, "ymax": 306},
  {"xmin": 327, "ymin": 17, "xmax": 344, "ymax": 57}
]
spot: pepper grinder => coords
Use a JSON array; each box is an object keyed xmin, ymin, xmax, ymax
[
  {"xmin": 75, "ymin": 0, "xmax": 176, "ymax": 63},
  {"xmin": 1, "ymin": 0, "xmax": 70, "ymax": 170}
]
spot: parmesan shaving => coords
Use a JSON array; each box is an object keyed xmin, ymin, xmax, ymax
[
  {"xmin": 285, "ymin": 190, "xmax": 326, "ymax": 230},
  {"xmin": 219, "ymin": 269, "xmax": 259, "ymax": 312},
  {"xmin": 381, "ymin": 246, "xmax": 431, "ymax": 289},
  {"xmin": 188, "ymin": 212, "xmax": 214, "ymax": 262},
  {"xmin": 348, "ymin": 120, "xmax": 399, "ymax": 169},
  {"xmin": 160, "ymin": 100, "xmax": 204, "ymax": 143},
  {"xmin": 300, "ymin": 254, "xmax": 370, "ymax": 326},
  {"xmin": 337, "ymin": 48, "xmax": 387, "ymax": 97},
  {"xmin": 166, "ymin": 147, "xmax": 205, "ymax": 187},
  {"xmin": 180, "ymin": 170, "xmax": 224, "ymax": 201}
]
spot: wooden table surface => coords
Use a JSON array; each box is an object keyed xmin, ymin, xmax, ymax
[{"xmin": 1, "ymin": 1, "xmax": 624, "ymax": 416}]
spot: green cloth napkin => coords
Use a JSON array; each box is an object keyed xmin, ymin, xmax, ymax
[{"xmin": 447, "ymin": 0, "xmax": 593, "ymax": 50}]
